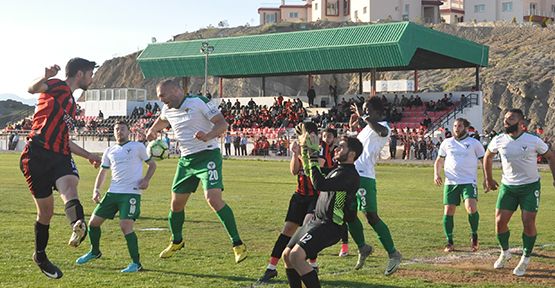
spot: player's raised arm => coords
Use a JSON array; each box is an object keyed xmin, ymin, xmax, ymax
[
  {"xmin": 146, "ymin": 117, "xmax": 170, "ymax": 141},
  {"xmin": 290, "ymin": 141, "xmax": 302, "ymax": 175},
  {"xmin": 28, "ymin": 65, "xmax": 60, "ymax": 94}
]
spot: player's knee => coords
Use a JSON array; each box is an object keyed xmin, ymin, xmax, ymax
[
  {"xmin": 205, "ymin": 196, "xmax": 224, "ymax": 211},
  {"xmin": 37, "ymin": 209, "xmax": 54, "ymax": 223},
  {"xmin": 289, "ymin": 246, "xmax": 306, "ymax": 265},
  {"xmin": 119, "ymin": 221, "xmax": 134, "ymax": 234},
  {"xmin": 282, "ymin": 222, "xmax": 298, "ymax": 236}
]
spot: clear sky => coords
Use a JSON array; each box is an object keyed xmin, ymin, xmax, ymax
[{"xmin": 0, "ymin": 0, "xmax": 304, "ymax": 99}]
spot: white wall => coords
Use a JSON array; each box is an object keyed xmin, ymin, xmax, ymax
[{"xmin": 465, "ymin": 0, "xmax": 497, "ymax": 22}]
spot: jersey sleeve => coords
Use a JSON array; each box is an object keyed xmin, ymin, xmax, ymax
[
  {"xmin": 437, "ymin": 141, "xmax": 447, "ymax": 158},
  {"xmin": 487, "ymin": 135, "xmax": 499, "ymax": 153},
  {"xmin": 137, "ymin": 143, "xmax": 150, "ymax": 162},
  {"xmin": 159, "ymin": 105, "xmax": 168, "ymax": 121},
  {"xmin": 198, "ymin": 98, "xmax": 221, "ymax": 120},
  {"xmin": 534, "ymin": 136, "xmax": 549, "ymax": 155},
  {"xmin": 101, "ymin": 148, "xmax": 111, "ymax": 169},
  {"xmin": 474, "ymin": 140, "xmax": 485, "ymax": 158}
]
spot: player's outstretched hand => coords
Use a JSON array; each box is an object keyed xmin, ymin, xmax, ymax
[
  {"xmin": 45, "ymin": 65, "xmax": 60, "ymax": 79},
  {"xmin": 88, "ymin": 153, "xmax": 101, "ymax": 168},
  {"xmin": 290, "ymin": 141, "xmax": 300, "ymax": 155}
]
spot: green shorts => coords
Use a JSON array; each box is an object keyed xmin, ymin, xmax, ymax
[
  {"xmin": 93, "ymin": 193, "xmax": 141, "ymax": 220},
  {"xmin": 496, "ymin": 181, "xmax": 541, "ymax": 212},
  {"xmin": 443, "ymin": 184, "xmax": 478, "ymax": 206},
  {"xmin": 172, "ymin": 149, "xmax": 224, "ymax": 193},
  {"xmin": 356, "ymin": 177, "xmax": 377, "ymax": 213}
]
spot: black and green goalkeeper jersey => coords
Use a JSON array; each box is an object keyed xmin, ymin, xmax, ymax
[{"xmin": 311, "ymin": 164, "xmax": 360, "ymax": 225}]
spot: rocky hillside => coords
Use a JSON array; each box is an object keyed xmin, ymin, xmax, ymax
[
  {"xmin": 0, "ymin": 100, "xmax": 34, "ymax": 128},
  {"xmin": 90, "ymin": 22, "xmax": 555, "ymax": 137}
]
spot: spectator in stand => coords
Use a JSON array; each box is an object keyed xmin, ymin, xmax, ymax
[
  {"xmin": 98, "ymin": 110, "xmax": 104, "ymax": 120},
  {"xmin": 145, "ymin": 102, "xmax": 152, "ymax": 113},
  {"xmin": 248, "ymin": 98, "xmax": 256, "ymax": 109}
]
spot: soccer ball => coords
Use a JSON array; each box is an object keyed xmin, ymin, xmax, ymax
[{"xmin": 147, "ymin": 140, "xmax": 169, "ymax": 160}]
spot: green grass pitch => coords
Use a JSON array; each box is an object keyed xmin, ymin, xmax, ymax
[{"xmin": 1, "ymin": 153, "xmax": 554, "ymax": 287}]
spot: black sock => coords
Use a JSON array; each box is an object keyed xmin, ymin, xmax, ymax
[
  {"xmin": 285, "ymin": 268, "xmax": 302, "ymax": 288},
  {"xmin": 301, "ymin": 270, "xmax": 321, "ymax": 288},
  {"xmin": 34, "ymin": 222, "xmax": 49, "ymax": 262},
  {"xmin": 64, "ymin": 199, "xmax": 84, "ymax": 225},
  {"xmin": 271, "ymin": 233, "xmax": 291, "ymax": 258}
]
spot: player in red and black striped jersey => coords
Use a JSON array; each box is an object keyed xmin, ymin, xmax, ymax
[
  {"xmin": 257, "ymin": 141, "xmax": 319, "ymax": 284},
  {"xmin": 20, "ymin": 58, "xmax": 102, "ymax": 279}
]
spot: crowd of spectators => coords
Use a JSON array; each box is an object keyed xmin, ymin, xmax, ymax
[{"xmin": 220, "ymin": 96, "xmax": 308, "ymax": 130}]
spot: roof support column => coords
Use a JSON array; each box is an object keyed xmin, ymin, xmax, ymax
[
  {"xmin": 219, "ymin": 77, "xmax": 223, "ymax": 98},
  {"xmin": 370, "ymin": 69, "xmax": 377, "ymax": 96},
  {"xmin": 181, "ymin": 77, "xmax": 189, "ymax": 94},
  {"xmin": 475, "ymin": 67, "xmax": 480, "ymax": 90},
  {"xmin": 308, "ymin": 74, "xmax": 313, "ymax": 88},
  {"xmin": 358, "ymin": 72, "xmax": 363, "ymax": 94},
  {"xmin": 261, "ymin": 76, "xmax": 266, "ymax": 96},
  {"xmin": 414, "ymin": 70, "xmax": 419, "ymax": 92}
]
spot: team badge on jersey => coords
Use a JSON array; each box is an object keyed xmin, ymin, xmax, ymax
[{"xmin": 207, "ymin": 161, "xmax": 216, "ymax": 170}]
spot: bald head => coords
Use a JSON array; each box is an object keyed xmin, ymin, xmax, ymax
[{"xmin": 156, "ymin": 79, "xmax": 184, "ymax": 108}]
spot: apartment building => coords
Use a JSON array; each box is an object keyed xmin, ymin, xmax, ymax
[
  {"xmin": 259, "ymin": 0, "xmax": 443, "ymax": 25},
  {"xmin": 440, "ymin": 0, "xmax": 465, "ymax": 23},
  {"xmin": 464, "ymin": 0, "xmax": 555, "ymax": 23}
]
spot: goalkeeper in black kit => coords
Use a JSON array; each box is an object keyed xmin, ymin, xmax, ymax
[{"xmin": 282, "ymin": 122, "xmax": 363, "ymax": 288}]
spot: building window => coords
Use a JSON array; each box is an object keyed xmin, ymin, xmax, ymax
[
  {"xmin": 265, "ymin": 13, "xmax": 277, "ymax": 23},
  {"xmin": 530, "ymin": 3, "xmax": 537, "ymax": 15},
  {"xmin": 474, "ymin": 4, "xmax": 485, "ymax": 13},
  {"xmin": 289, "ymin": 12, "xmax": 299, "ymax": 18},
  {"xmin": 326, "ymin": 0, "xmax": 339, "ymax": 16},
  {"xmin": 501, "ymin": 2, "xmax": 512, "ymax": 12},
  {"xmin": 343, "ymin": 0, "xmax": 349, "ymax": 16},
  {"xmin": 363, "ymin": 6, "xmax": 367, "ymax": 14},
  {"xmin": 354, "ymin": 10, "xmax": 358, "ymax": 20},
  {"xmin": 315, "ymin": 3, "xmax": 318, "ymax": 10},
  {"xmin": 552, "ymin": 5, "xmax": 555, "ymax": 16}
]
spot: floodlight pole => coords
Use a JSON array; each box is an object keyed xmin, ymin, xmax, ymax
[{"xmin": 200, "ymin": 42, "xmax": 214, "ymax": 96}]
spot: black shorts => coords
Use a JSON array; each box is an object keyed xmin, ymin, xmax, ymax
[
  {"xmin": 20, "ymin": 142, "xmax": 79, "ymax": 199},
  {"xmin": 287, "ymin": 219, "xmax": 342, "ymax": 259},
  {"xmin": 284, "ymin": 193, "xmax": 318, "ymax": 225}
]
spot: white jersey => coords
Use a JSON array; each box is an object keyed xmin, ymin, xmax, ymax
[
  {"xmin": 438, "ymin": 136, "xmax": 485, "ymax": 185},
  {"xmin": 488, "ymin": 132, "xmax": 548, "ymax": 185},
  {"xmin": 160, "ymin": 96, "xmax": 221, "ymax": 156},
  {"xmin": 101, "ymin": 141, "xmax": 150, "ymax": 195},
  {"xmin": 355, "ymin": 121, "xmax": 390, "ymax": 179}
]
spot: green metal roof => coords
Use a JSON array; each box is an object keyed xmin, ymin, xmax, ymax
[{"xmin": 138, "ymin": 22, "xmax": 488, "ymax": 78}]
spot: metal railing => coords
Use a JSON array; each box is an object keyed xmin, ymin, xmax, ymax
[{"xmin": 426, "ymin": 93, "xmax": 480, "ymax": 136}]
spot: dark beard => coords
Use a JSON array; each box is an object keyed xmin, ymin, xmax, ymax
[{"xmin": 504, "ymin": 123, "xmax": 519, "ymax": 134}]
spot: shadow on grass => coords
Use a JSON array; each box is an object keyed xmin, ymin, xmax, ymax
[{"xmin": 321, "ymin": 279, "xmax": 404, "ymax": 288}]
